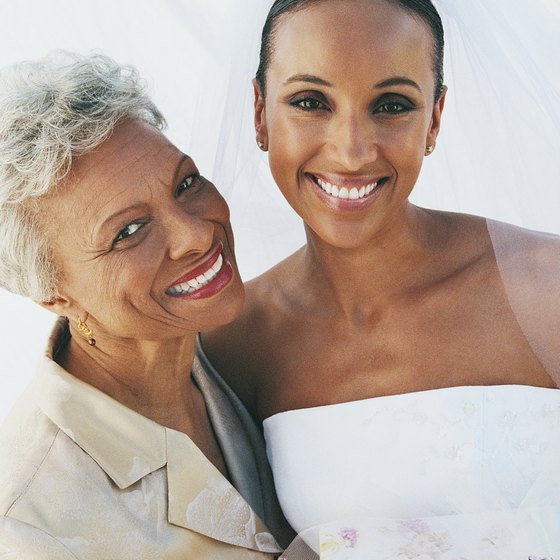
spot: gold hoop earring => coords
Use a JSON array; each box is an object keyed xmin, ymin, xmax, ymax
[{"xmin": 77, "ymin": 318, "xmax": 96, "ymax": 346}]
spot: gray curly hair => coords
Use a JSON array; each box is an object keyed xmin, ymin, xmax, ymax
[{"xmin": 0, "ymin": 51, "xmax": 166, "ymax": 301}]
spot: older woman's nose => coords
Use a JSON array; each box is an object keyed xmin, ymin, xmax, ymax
[
  {"xmin": 165, "ymin": 207, "xmax": 215, "ymax": 261},
  {"xmin": 329, "ymin": 113, "xmax": 378, "ymax": 171}
]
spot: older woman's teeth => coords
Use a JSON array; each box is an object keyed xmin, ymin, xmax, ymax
[
  {"xmin": 167, "ymin": 254, "xmax": 224, "ymax": 295},
  {"xmin": 316, "ymin": 177, "xmax": 378, "ymax": 199}
]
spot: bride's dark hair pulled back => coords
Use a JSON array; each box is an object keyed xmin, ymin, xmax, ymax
[{"xmin": 256, "ymin": 0, "xmax": 444, "ymax": 103}]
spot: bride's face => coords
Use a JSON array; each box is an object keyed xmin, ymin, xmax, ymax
[{"xmin": 255, "ymin": 0, "xmax": 445, "ymax": 248}]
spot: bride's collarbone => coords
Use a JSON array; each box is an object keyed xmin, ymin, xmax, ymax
[{"xmin": 255, "ymin": 293, "xmax": 553, "ymax": 413}]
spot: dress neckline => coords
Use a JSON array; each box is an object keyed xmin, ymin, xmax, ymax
[{"xmin": 263, "ymin": 383, "xmax": 560, "ymax": 424}]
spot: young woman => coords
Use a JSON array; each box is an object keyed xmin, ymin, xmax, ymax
[{"xmin": 201, "ymin": 0, "xmax": 560, "ymax": 557}]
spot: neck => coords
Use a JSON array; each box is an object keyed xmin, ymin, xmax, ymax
[
  {"xmin": 59, "ymin": 329, "xmax": 202, "ymax": 433},
  {"xmin": 299, "ymin": 204, "xmax": 449, "ymax": 322}
]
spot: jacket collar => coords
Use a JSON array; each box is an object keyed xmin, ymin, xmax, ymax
[{"xmin": 34, "ymin": 319, "xmax": 281, "ymax": 554}]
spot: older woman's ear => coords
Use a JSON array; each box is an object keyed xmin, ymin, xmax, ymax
[{"xmin": 38, "ymin": 295, "xmax": 74, "ymax": 317}]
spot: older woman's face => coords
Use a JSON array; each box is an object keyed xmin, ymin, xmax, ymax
[
  {"xmin": 43, "ymin": 119, "xmax": 244, "ymax": 340},
  {"xmin": 256, "ymin": 0, "xmax": 445, "ymax": 248}
]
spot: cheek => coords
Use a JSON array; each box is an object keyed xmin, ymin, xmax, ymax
[
  {"xmin": 68, "ymin": 244, "xmax": 162, "ymax": 318},
  {"xmin": 378, "ymin": 120, "xmax": 428, "ymax": 172},
  {"xmin": 94, "ymin": 259, "xmax": 149, "ymax": 311},
  {"xmin": 190, "ymin": 187, "xmax": 231, "ymax": 225},
  {"xmin": 267, "ymin": 115, "xmax": 319, "ymax": 187}
]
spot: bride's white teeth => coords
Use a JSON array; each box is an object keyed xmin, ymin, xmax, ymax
[
  {"xmin": 167, "ymin": 253, "xmax": 225, "ymax": 295},
  {"xmin": 315, "ymin": 176, "xmax": 380, "ymax": 200}
]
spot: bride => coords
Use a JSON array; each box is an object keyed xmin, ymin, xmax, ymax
[{"xmin": 200, "ymin": 0, "xmax": 560, "ymax": 557}]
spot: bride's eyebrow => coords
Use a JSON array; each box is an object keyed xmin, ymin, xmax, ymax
[
  {"xmin": 283, "ymin": 74, "xmax": 333, "ymax": 87},
  {"xmin": 374, "ymin": 76, "xmax": 422, "ymax": 92}
]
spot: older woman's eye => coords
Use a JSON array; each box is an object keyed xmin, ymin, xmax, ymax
[
  {"xmin": 176, "ymin": 174, "xmax": 201, "ymax": 196},
  {"xmin": 115, "ymin": 222, "xmax": 144, "ymax": 243}
]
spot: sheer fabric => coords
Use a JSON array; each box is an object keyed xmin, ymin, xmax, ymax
[{"xmin": 205, "ymin": 0, "xmax": 560, "ymax": 280}]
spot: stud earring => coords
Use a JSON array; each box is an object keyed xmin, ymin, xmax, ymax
[
  {"xmin": 426, "ymin": 145, "xmax": 434, "ymax": 154},
  {"xmin": 77, "ymin": 318, "xmax": 96, "ymax": 346},
  {"xmin": 257, "ymin": 140, "xmax": 265, "ymax": 150}
]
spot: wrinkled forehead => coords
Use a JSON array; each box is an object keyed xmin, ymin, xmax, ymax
[
  {"xmin": 69, "ymin": 119, "xmax": 173, "ymax": 189},
  {"xmin": 39, "ymin": 120, "xmax": 179, "ymax": 234}
]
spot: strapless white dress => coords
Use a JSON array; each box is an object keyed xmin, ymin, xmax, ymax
[{"xmin": 264, "ymin": 385, "xmax": 560, "ymax": 559}]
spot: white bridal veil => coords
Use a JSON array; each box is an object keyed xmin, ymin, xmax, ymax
[
  {"xmin": 210, "ymin": 0, "xmax": 560, "ymax": 275},
  {"xmin": 0, "ymin": 0, "xmax": 559, "ymax": 417},
  {"xmin": 0, "ymin": 0, "xmax": 558, "ymax": 555},
  {"xmin": 204, "ymin": 0, "xmax": 560, "ymax": 557},
  {"xmin": 211, "ymin": 0, "xmax": 560, "ymax": 384}
]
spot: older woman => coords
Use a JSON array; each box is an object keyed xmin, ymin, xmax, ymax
[{"xmin": 0, "ymin": 52, "xmax": 289, "ymax": 558}]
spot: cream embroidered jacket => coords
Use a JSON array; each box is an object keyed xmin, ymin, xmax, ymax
[{"xmin": 0, "ymin": 321, "xmax": 282, "ymax": 559}]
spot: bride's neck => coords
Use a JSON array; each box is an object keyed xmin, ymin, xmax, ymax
[{"xmin": 300, "ymin": 205, "xmax": 448, "ymax": 320}]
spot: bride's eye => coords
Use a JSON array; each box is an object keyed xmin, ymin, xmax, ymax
[
  {"xmin": 290, "ymin": 96, "xmax": 329, "ymax": 112},
  {"xmin": 374, "ymin": 96, "xmax": 415, "ymax": 115},
  {"xmin": 377, "ymin": 102, "xmax": 407, "ymax": 113}
]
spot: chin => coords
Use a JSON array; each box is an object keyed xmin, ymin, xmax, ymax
[
  {"xmin": 203, "ymin": 281, "xmax": 246, "ymax": 329},
  {"xmin": 308, "ymin": 221, "xmax": 379, "ymax": 250}
]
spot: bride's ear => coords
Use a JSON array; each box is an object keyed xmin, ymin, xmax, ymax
[
  {"xmin": 253, "ymin": 78, "xmax": 268, "ymax": 151},
  {"xmin": 426, "ymin": 85, "xmax": 447, "ymax": 150}
]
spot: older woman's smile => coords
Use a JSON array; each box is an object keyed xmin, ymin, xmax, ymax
[{"xmin": 166, "ymin": 243, "xmax": 234, "ymax": 299}]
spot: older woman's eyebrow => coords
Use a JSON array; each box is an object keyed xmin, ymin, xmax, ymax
[
  {"xmin": 374, "ymin": 76, "xmax": 422, "ymax": 92},
  {"xmin": 173, "ymin": 154, "xmax": 192, "ymax": 184},
  {"xmin": 283, "ymin": 74, "xmax": 333, "ymax": 87},
  {"xmin": 99, "ymin": 203, "xmax": 148, "ymax": 230},
  {"xmin": 93, "ymin": 155, "xmax": 195, "ymax": 240}
]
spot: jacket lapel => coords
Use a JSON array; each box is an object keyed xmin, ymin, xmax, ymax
[{"xmin": 166, "ymin": 428, "xmax": 281, "ymax": 554}]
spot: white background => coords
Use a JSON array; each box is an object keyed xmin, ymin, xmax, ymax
[{"xmin": 1, "ymin": 0, "xmax": 559, "ymax": 422}]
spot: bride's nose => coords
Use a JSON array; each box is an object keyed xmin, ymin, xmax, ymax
[{"xmin": 327, "ymin": 112, "xmax": 378, "ymax": 171}]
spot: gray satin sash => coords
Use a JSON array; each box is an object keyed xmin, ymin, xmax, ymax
[{"xmin": 193, "ymin": 336, "xmax": 295, "ymax": 548}]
